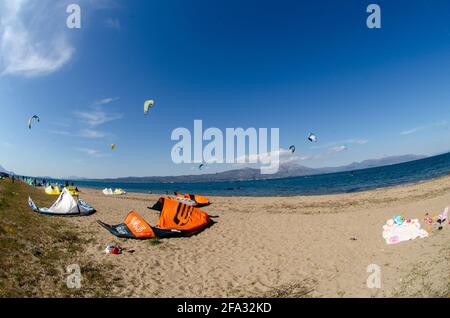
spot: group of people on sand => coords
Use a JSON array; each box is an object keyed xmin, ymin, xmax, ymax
[{"xmin": 11, "ymin": 175, "xmax": 80, "ymax": 193}]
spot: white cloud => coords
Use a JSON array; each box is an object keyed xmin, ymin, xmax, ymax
[
  {"xmin": 79, "ymin": 129, "xmax": 107, "ymax": 138},
  {"xmin": 48, "ymin": 130, "xmax": 72, "ymax": 136},
  {"xmin": 93, "ymin": 97, "xmax": 119, "ymax": 106},
  {"xmin": 76, "ymin": 98, "xmax": 122, "ymax": 126},
  {"xmin": 77, "ymin": 148, "xmax": 102, "ymax": 157},
  {"xmin": 0, "ymin": 0, "xmax": 74, "ymax": 77},
  {"xmin": 400, "ymin": 126, "xmax": 427, "ymax": 136},
  {"xmin": 49, "ymin": 128, "xmax": 108, "ymax": 139},
  {"xmin": 400, "ymin": 120, "xmax": 448, "ymax": 136},
  {"xmin": 235, "ymin": 148, "xmax": 291, "ymax": 163},
  {"xmin": 234, "ymin": 148, "xmax": 320, "ymax": 166},
  {"xmin": 310, "ymin": 138, "xmax": 369, "ymax": 150},
  {"xmin": 287, "ymin": 154, "xmax": 320, "ymax": 162},
  {"xmin": 350, "ymin": 139, "xmax": 369, "ymax": 145},
  {"xmin": 74, "ymin": 107, "xmax": 122, "ymax": 127},
  {"xmin": 329, "ymin": 145, "xmax": 348, "ymax": 153},
  {"xmin": 52, "ymin": 98, "xmax": 121, "ymax": 141},
  {"xmin": 52, "ymin": 97, "xmax": 121, "ymax": 138},
  {"xmin": 53, "ymin": 122, "xmax": 71, "ymax": 128}
]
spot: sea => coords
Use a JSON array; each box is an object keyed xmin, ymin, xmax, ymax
[{"xmin": 41, "ymin": 152, "xmax": 450, "ymax": 197}]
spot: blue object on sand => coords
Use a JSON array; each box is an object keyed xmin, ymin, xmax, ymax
[{"xmin": 393, "ymin": 215, "xmax": 404, "ymax": 225}]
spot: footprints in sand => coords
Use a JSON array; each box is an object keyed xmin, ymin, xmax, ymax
[{"xmin": 63, "ymin": 187, "xmax": 450, "ymax": 297}]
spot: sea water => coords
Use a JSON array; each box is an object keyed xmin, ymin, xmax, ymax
[{"xmin": 44, "ymin": 152, "xmax": 450, "ymax": 197}]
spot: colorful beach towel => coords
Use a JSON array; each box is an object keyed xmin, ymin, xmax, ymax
[{"xmin": 382, "ymin": 218, "xmax": 428, "ymax": 245}]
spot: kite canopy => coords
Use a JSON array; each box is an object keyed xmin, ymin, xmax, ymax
[
  {"xmin": 114, "ymin": 188, "xmax": 126, "ymax": 195},
  {"xmin": 98, "ymin": 197, "xmax": 214, "ymax": 239},
  {"xmin": 103, "ymin": 188, "xmax": 126, "ymax": 195},
  {"xmin": 308, "ymin": 133, "xmax": 317, "ymax": 142},
  {"xmin": 28, "ymin": 188, "xmax": 95, "ymax": 216},
  {"xmin": 46, "ymin": 186, "xmax": 78, "ymax": 196},
  {"xmin": 98, "ymin": 211, "xmax": 157, "ymax": 239},
  {"xmin": 103, "ymin": 188, "xmax": 113, "ymax": 195},
  {"xmin": 28, "ymin": 115, "xmax": 40, "ymax": 129},
  {"xmin": 65, "ymin": 186, "xmax": 79, "ymax": 196},
  {"xmin": 289, "ymin": 145, "xmax": 296, "ymax": 153},
  {"xmin": 174, "ymin": 192, "xmax": 211, "ymax": 207},
  {"xmin": 111, "ymin": 144, "xmax": 116, "ymax": 150},
  {"xmin": 144, "ymin": 99, "xmax": 155, "ymax": 115},
  {"xmin": 169, "ymin": 195, "xmax": 197, "ymax": 206},
  {"xmin": 45, "ymin": 185, "xmax": 61, "ymax": 196}
]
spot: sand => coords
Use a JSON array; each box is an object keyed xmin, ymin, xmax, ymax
[{"xmin": 67, "ymin": 176, "xmax": 450, "ymax": 297}]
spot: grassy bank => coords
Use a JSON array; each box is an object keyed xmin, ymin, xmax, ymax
[{"xmin": 0, "ymin": 179, "xmax": 112, "ymax": 297}]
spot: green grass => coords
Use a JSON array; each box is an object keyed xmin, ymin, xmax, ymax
[
  {"xmin": 0, "ymin": 179, "xmax": 113, "ymax": 297},
  {"xmin": 391, "ymin": 255, "xmax": 450, "ymax": 298}
]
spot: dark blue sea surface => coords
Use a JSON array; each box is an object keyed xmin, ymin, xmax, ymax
[{"xmin": 46, "ymin": 152, "xmax": 450, "ymax": 197}]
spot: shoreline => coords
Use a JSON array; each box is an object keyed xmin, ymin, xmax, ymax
[
  {"xmin": 29, "ymin": 151, "xmax": 450, "ymax": 197},
  {"xmin": 77, "ymin": 172, "xmax": 450, "ymax": 200}
]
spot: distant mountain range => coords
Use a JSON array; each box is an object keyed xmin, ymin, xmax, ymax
[
  {"xmin": 2, "ymin": 154, "xmax": 427, "ymax": 183},
  {"xmin": 0, "ymin": 165, "xmax": 13, "ymax": 175},
  {"xmin": 92, "ymin": 154, "xmax": 426, "ymax": 183}
]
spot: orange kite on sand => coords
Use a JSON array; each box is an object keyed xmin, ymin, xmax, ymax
[
  {"xmin": 97, "ymin": 197, "xmax": 215, "ymax": 239},
  {"xmin": 174, "ymin": 192, "xmax": 211, "ymax": 207}
]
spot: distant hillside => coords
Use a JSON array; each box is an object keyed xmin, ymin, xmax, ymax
[
  {"xmin": 316, "ymin": 154, "xmax": 427, "ymax": 174},
  {"xmin": 62, "ymin": 176, "xmax": 86, "ymax": 181},
  {"xmin": 0, "ymin": 165, "xmax": 12, "ymax": 175},
  {"xmin": 94, "ymin": 154, "xmax": 426, "ymax": 183}
]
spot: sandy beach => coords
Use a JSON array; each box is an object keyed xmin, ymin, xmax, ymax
[{"xmin": 62, "ymin": 176, "xmax": 450, "ymax": 298}]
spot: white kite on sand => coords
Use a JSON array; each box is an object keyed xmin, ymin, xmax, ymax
[{"xmin": 28, "ymin": 188, "xmax": 95, "ymax": 215}]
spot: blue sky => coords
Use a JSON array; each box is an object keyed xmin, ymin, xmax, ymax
[{"xmin": 1, "ymin": 0, "xmax": 450, "ymax": 178}]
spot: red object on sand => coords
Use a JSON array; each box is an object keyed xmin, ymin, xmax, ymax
[{"xmin": 105, "ymin": 245, "xmax": 122, "ymax": 254}]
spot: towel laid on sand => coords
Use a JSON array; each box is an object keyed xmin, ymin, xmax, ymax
[{"xmin": 382, "ymin": 219, "xmax": 428, "ymax": 245}]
